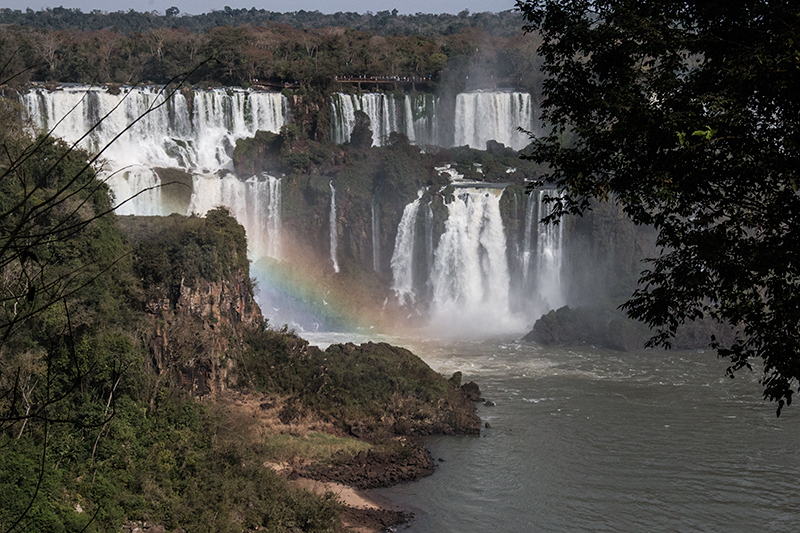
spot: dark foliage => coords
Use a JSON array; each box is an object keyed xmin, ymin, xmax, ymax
[{"xmin": 518, "ymin": 0, "xmax": 800, "ymax": 412}]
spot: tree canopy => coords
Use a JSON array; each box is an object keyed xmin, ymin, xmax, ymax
[{"xmin": 517, "ymin": 0, "xmax": 800, "ymax": 412}]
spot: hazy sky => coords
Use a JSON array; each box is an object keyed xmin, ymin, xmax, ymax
[{"xmin": 3, "ymin": 1, "xmax": 518, "ymax": 16}]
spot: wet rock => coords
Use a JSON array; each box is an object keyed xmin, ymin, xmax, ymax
[{"xmin": 461, "ymin": 381, "xmax": 483, "ymax": 402}]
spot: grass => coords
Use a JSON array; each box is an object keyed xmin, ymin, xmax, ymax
[{"xmin": 262, "ymin": 432, "xmax": 372, "ymax": 464}]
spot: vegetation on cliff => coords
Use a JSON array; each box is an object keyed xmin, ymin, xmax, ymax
[{"xmin": 0, "ymin": 122, "xmax": 479, "ymax": 531}]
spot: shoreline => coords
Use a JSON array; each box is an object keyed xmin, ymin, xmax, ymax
[{"xmin": 286, "ymin": 475, "xmax": 411, "ymax": 532}]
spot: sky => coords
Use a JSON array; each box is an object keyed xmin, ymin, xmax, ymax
[{"xmin": 2, "ymin": 1, "xmax": 518, "ymax": 16}]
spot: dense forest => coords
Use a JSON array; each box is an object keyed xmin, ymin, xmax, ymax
[
  {"xmin": 0, "ymin": 7, "xmax": 522, "ymax": 36},
  {"xmin": 0, "ymin": 7, "xmax": 541, "ymax": 92}
]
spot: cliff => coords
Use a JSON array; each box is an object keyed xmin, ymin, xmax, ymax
[{"xmin": 119, "ymin": 209, "xmax": 262, "ymax": 395}]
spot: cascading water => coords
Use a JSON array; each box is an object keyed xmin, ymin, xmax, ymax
[
  {"xmin": 535, "ymin": 190, "xmax": 565, "ymax": 311},
  {"xmin": 329, "ymin": 181, "xmax": 340, "ymax": 273},
  {"xmin": 21, "ymin": 85, "xmax": 289, "ymax": 261},
  {"xmin": 429, "ymin": 186, "xmax": 523, "ymax": 334},
  {"xmin": 520, "ymin": 192, "xmax": 537, "ymax": 288},
  {"xmin": 330, "ymin": 92, "xmax": 400, "ymax": 146},
  {"xmin": 453, "ymin": 91, "xmax": 534, "ymax": 151},
  {"xmin": 330, "ymin": 92, "xmax": 441, "ymax": 147},
  {"xmin": 385, "ymin": 183, "xmax": 567, "ymax": 335},
  {"xmin": 188, "ymin": 174, "xmax": 282, "ymax": 260},
  {"xmin": 391, "ymin": 189, "xmax": 424, "ymax": 306}
]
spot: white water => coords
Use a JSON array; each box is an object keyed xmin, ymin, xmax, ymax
[
  {"xmin": 187, "ymin": 174, "xmax": 282, "ymax": 260},
  {"xmin": 330, "ymin": 92, "xmax": 400, "ymax": 146},
  {"xmin": 520, "ymin": 192, "xmax": 537, "ymax": 289},
  {"xmin": 329, "ymin": 181, "xmax": 340, "ymax": 273},
  {"xmin": 21, "ymin": 85, "xmax": 288, "ymax": 261},
  {"xmin": 429, "ymin": 187, "xmax": 522, "ymax": 335},
  {"xmin": 536, "ymin": 190, "xmax": 564, "ymax": 311},
  {"xmin": 453, "ymin": 91, "xmax": 533, "ymax": 151},
  {"xmin": 391, "ymin": 189, "xmax": 424, "ymax": 306},
  {"xmin": 331, "ymin": 91, "xmax": 532, "ymax": 149}
]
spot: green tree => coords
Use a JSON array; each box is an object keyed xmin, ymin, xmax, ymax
[{"xmin": 517, "ymin": 0, "xmax": 800, "ymax": 412}]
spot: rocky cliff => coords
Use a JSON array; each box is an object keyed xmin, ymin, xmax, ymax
[{"xmin": 119, "ymin": 209, "xmax": 261, "ymax": 395}]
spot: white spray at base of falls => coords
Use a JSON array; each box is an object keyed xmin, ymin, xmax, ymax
[
  {"xmin": 329, "ymin": 181, "xmax": 340, "ymax": 273},
  {"xmin": 386, "ymin": 184, "xmax": 567, "ymax": 336},
  {"xmin": 21, "ymin": 85, "xmax": 289, "ymax": 261},
  {"xmin": 391, "ymin": 189, "xmax": 424, "ymax": 306}
]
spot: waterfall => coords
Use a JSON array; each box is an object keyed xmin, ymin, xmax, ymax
[
  {"xmin": 22, "ymin": 86, "xmax": 289, "ymax": 175},
  {"xmin": 404, "ymin": 93, "xmax": 440, "ymax": 146},
  {"xmin": 330, "ymin": 90, "xmax": 534, "ymax": 150},
  {"xmin": 521, "ymin": 192, "xmax": 537, "ymax": 288},
  {"xmin": 21, "ymin": 85, "xmax": 289, "ymax": 261},
  {"xmin": 535, "ymin": 190, "xmax": 565, "ymax": 311},
  {"xmin": 329, "ymin": 181, "xmax": 340, "ymax": 273},
  {"xmin": 453, "ymin": 91, "xmax": 533, "ymax": 150},
  {"xmin": 391, "ymin": 190, "xmax": 424, "ymax": 305},
  {"xmin": 371, "ymin": 199, "xmax": 381, "ymax": 272},
  {"xmin": 429, "ymin": 187, "xmax": 522, "ymax": 334},
  {"xmin": 330, "ymin": 92, "xmax": 398, "ymax": 146},
  {"xmin": 187, "ymin": 173, "xmax": 282, "ymax": 260},
  {"xmin": 330, "ymin": 92, "xmax": 440, "ymax": 146},
  {"xmin": 424, "ymin": 202, "xmax": 435, "ymax": 278}
]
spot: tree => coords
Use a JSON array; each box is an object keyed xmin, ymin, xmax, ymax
[{"xmin": 517, "ymin": 0, "xmax": 800, "ymax": 413}]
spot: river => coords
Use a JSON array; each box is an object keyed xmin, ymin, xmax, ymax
[{"xmin": 303, "ymin": 332, "xmax": 800, "ymax": 532}]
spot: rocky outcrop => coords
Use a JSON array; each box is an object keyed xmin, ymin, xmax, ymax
[
  {"xmin": 148, "ymin": 272, "xmax": 262, "ymax": 395},
  {"xmin": 524, "ymin": 304, "xmax": 736, "ymax": 351},
  {"xmin": 120, "ymin": 210, "xmax": 262, "ymax": 396},
  {"xmin": 292, "ymin": 441, "xmax": 436, "ymax": 490}
]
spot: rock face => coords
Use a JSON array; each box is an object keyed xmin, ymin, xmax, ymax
[
  {"xmin": 148, "ymin": 272, "xmax": 262, "ymax": 395},
  {"xmin": 119, "ymin": 210, "xmax": 262, "ymax": 396},
  {"xmin": 293, "ymin": 442, "xmax": 436, "ymax": 490},
  {"xmin": 524, "ymin": 304, "xmax": 736, "ymax": 351}
]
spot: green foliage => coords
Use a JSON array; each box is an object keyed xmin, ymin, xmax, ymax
[
  {"xmin": 519, "ymin": 0, "xmax": 800, "ymax": 412},
  {"xmin": 0, "ymin": 128, "xmax": 343, "ymax": 530},
  {"xmin": 261, "ymin": 432, "xmax": 371, "ymax": 464},
  {"xmin": 120, "ymin": 208, "xmax": 249, "ymax": 301},
  {"xmin": 238, "ymin": 326, "xmax": 466, "ymax": 437}
]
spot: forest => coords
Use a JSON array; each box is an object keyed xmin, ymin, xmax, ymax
[{"xmin": 0, "ymin": 7, "xmax": 540, "ymax": 91}]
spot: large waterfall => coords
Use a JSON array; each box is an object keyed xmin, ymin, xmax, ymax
[
  {"xmin": 331, "ymin": 90, "xmax": 534, "ymax": 149},
  {"xmin": 387, "ymin": 184, "xmax": 566, "ymax": 335},
  {"xmin": 429, "ymin": 186, "xmax": 518, "ymax": 333},
  {"xmin": 391, "ymin": 189, "xmax": 424, "ymax": 305},
  {"xmin": 23, "ymin": 84, "xmax": 564, "ymax": 334},
  {"xmin": 21, "ymin": 85, "xmax": 289, "ymax": 261},
  {"xmin": 330, "ymin": 92, "xmax": 438, "ymax": 147},
  {"xmin": 453, "ymin": 91, "xmax": 534, "ymax": 151}
]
